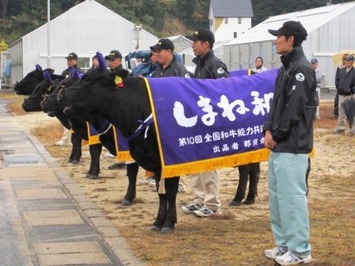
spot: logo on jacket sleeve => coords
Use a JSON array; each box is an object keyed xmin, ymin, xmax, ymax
[{"xmin": 295, "ymin": 73, "xmax": 305, "ymax": 82}]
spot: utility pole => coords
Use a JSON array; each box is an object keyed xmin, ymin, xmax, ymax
[
  {"xmin": 134, "ymin": 24, "xmax": 142, "ymax": 50},
  {"xmin": 47, "ymin": 0, "xmax": 51, "ymax": 68}
]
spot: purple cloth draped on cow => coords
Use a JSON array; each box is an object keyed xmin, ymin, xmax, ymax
[
  {"xmin": 145, "ymin": 69, "xmax": 278, "ymax": 178},
  {"xmin": 87, "ymin": 122, "xmax": 132, "ymax": 161}
]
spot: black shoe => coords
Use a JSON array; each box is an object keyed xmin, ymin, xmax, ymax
[
  {"xmin": 108, "ymin": 162, "xmax": 126, "ymax": 170},
  {"xmin": 229, "ymin": 200, "xmax": 242, "ymax": 207},
  {"xmin": 243, "ymin": 199, "xmax": 255, "ymax": 205}
]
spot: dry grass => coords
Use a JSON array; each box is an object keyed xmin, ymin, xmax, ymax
[
  {"xmin": 5, "ymin": 94, "xmax": 27, "ymax": 115},
  {"xmin": 3, "ymin": 92, "xmax": 355, "ymax": 266},
  {"xmin": 31, "ymin": 123, "xmax": 63, "ymax": 137}
]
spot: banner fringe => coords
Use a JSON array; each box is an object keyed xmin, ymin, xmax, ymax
[
  {"xmin": 86, "ymin": 122, "xmax": 101, "ymax": 145},
  {"xmin": 161, "ymin": 148, "xmax": 315, "ymax": 178},
  {"xmin": 116, "ymin": 151, "xmax": 133, "ymax": 161},
  {"xmin": 162, "ymin": 149, "xmax": 270, "ymax": 178},
  {"xmin": 88, "ymin": 135, "xmax": 101, "ymax": 145},
  {"xmin": 112, "ymin": 125, "xmax": 133, "ymax": 161}
]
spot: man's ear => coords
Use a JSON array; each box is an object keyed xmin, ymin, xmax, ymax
[{"xmin": 288, "ymin": 35, "xmax": 295, "ymax": 45}]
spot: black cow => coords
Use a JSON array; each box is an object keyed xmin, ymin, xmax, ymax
[
  {"xmin": 17, "ymin": 70, "xmax": 82, "ymax": 167},
  {"xmin": 44, "ymin": 82, "xmax": 139, "ymax": 205},
  {"xmin": 59, "ymin": 66, "xmax": 179, "ymax": 233},
  {"xmin": 18, "ymin": 70, "xmax": 83, "ymax": 165},
  {"xmin": 40, "ymin": 78, "xmax": 101, "ymax": 177},
  {"xmin": 22, "ymin": 70, "xmax": 65, "ymax": 112},
  {"xmin": 14, "ymin": 64, "xmax": 55, "ymax": 95},
  {"xmin": 83, "ymin": 115, "xmax": 139, "ymax": 206}
]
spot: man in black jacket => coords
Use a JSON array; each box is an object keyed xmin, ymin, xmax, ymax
[
  {"xmin": 182, "ymin": 28, "xmax": 230, "ymax": 217},
  {"xmin": 150, "ymin": 38, "xmax": 190, "ymax": 78},
  {"xmin": 105, "ymin": 50, "xmax": 127, "ymax": 170},
  {"xmin": 335, "ymin": 54, "xmax": 355, "ymax": 133},
  {"xmin": 263, "ymin": 21, "xmax": 316, "ymax": 265},
  {"xmin": 62, "ymin": 52, "xmax": 84, "ymax": 77},
  {"xmin": 105, "ymin": 50, "xmax": 124, "ymax": 72},
  {"xmin": 55, "ymin": 52, "xmax": 84, "ymax": 146}
]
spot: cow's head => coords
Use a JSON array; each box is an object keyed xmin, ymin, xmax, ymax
[
  {"xmin": 60, "ymin": 51, "xmax": 130, "ymax": 119},
  {"xmin": 14, "ymin": 65, "xmax": 55, "ymax": 95},
  {"xmin": 41, "ymin": 69, "xmax": 82, "ymax": 116},
  {"xmin": 22, "ymin": 69, "xmax": 58, "ymax": 112}
]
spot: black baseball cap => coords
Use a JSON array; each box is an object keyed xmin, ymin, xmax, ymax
[
  {"xmin": 150, "ymin": 39, "xmax": 174, "ymax": 52},
  {"xmin": 105, "ymin": 50, "xmax": 122, "ymax": 60},
  {"xmin": 268, "ymin": 21, "xmax": 308, "ymax": 43},
  {"xmin": 186, "ymin": 28, "xmax": 215, "ymax": 45},
  {"xmin": 310, "ymin": 58, "xmax": 318, "ymax": 64},
  {"xmin": 65, "ymin": 52, "xmax": 78, "ymax": 60}
]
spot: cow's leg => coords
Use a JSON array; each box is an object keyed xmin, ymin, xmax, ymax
[
  {"xmin": 122, "ymin": 162, "xmax": 138, "ymax": 206},
  {"xmin": 152, "ymin": 194, "xmax": 167, "ymax": 231},
  {"xmin": 86, "ymin": 143, "xmax": 102, "ymax": 179},
  {"xmin": 161, "ymin": 176, "xmax": 179, "ymax": 234},
  {"xmin": 68, "ymin": 138, "xmax": 76, "ymax": 163},
  {"xmin": 151, "ymin": 172, "xmax": 168, "ymax": 231},
  {"xmin": 68, "ymin": 132, "xmax": 81, "ymax": 164}
]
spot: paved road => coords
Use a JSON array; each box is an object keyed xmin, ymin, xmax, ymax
[{"xmin": 0, "ymin": 99, "xmax": 144, "ymax": 266}]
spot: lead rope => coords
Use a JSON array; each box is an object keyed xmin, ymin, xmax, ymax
[{"xmin": 126, "ymin": 113, "xmax": 153, "ymax": 142}]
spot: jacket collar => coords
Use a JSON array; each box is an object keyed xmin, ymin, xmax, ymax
[
  {"xmin": 157, "ymin": 57, "xmax": 176, "ymax": 70},
  {"xmin": 280, "ymin": 46, "xmax": 304, "ymax": 69},
  {"xmin": 193, "ymin": 50, "xmax": 214, "ymax": 65}
]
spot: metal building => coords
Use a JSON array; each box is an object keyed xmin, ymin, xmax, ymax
[
  {"xmin": 8, "ymin": 0, "xmax": 158, "ymax": 84},
  {"xmin": 209, "ymin": 0, "xmax": 253, "ymax": 42},
  {"xmin": 224, "ymin": 1, "xmax": 355, "ymax": 88}
]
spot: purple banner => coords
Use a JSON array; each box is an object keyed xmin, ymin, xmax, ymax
[{"xmin": 146, "ymin": 69, "xmax": 277, "ymax": 177}]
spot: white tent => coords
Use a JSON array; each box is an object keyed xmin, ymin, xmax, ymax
[
  {"xmin": 224, "ymin": 1, "xmax": 355, "ymax": 88},
  {"xmin": 8, "ymin": 0, "xmax": 158, "ymax": 83}
]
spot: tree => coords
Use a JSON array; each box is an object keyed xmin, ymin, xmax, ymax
[
  {"xmin": 0, "ymin": 0, "xmax": 9, "ymax": 19},
  {"xmin": 0, "ymin": 39, "xmax": 8, "ymax": 51},
  {"xmin": 176, "ymin": 0, "xmax": 196, "ymax": 24}
]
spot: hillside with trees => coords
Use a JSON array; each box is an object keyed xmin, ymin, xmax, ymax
[{"xmin": 0, "ymin": 0, "xmax": 350, "ymax": 51}]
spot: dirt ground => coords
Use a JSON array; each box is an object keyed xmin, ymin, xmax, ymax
[{"xmin": 4, "ymin": 94, "xmax": 355, "ymax": 265}]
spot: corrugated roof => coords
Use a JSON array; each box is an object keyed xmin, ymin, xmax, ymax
[
  {"xmin": 210, "ymin": 0, "xmax": 253, "ymax": 17},
  {"xmin": 225, "ymin": 1, "xmax": 355, "ymax": 45}
]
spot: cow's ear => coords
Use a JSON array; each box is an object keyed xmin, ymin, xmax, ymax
[
  {"xmin": 43, "ymin": 70, "xmax": 51, "ymax": 81},
  {"xmin": 114, "ymin": 69, "xmax": 130, "ymax": 80},
  {"xmin": 96, "ymin": 51, "xmax": 107, "ymax": 70},
  {"xmin": 45, "ymin": 68, "xmax": 55, "ymax": 74},
  {"xmin": 35, "ymin": 64, "xmax": 42, "ymax": 71},
  {"xmin": 72, "ymin": 69, "xmax": 83, "ymax": 79}
]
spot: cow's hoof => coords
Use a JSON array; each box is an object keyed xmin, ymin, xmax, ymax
[
  {"xmin": 86, "ymin": 174, "xmax": 99, "ymax": 179},
  {"xmin": 121, "ymin": 199, "xmax": 133, "ymax": 206},
  {"xmin": 150, "ymin": 225, "xmax": 162, "ymax": 232},
  {"xmin": 71, "ymin": 160, "xmax": 80, "ymax": 164},
  {"xmin": 160, "ymin": 227, "xmax": 174, "ymax": 234},
  {"xmin": 68, "ymin": 158, "xmax": 74, "ymax": 163}
]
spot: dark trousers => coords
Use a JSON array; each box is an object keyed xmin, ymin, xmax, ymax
[
  {"xmin": 334, "ymin": 92, "xmax": 339, "ymax": 116},
  {"xmin": 233, "ymin": 162, "xmax": 260, "ymax": 202}
]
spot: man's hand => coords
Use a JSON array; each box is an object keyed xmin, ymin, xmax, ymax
[{"xmin": 264, "ymin": 130, "xmax": 277, "ymax": 150}]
